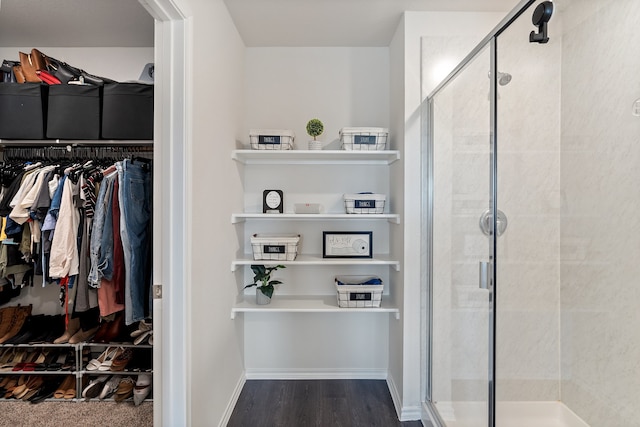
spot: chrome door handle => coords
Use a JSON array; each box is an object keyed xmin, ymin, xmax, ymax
[{"xmin": 479, "ymin": 261, "xmax": 493, "ymax": 290}]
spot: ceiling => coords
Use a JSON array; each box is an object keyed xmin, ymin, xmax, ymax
[{"xmin": 0, "ymin": 0, "xmax": 519, "ymax": 48}]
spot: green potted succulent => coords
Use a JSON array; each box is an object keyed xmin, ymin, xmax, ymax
[
  {"xmin": 244, "ymin": 264, "xmax": 286, "ymax": 304},
  {"xmin": 306, "ymin": 118, "xmax": 324, "ymax": 150}
]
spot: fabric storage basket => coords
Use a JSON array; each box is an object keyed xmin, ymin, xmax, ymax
[
  {"xmin": 102, "ymin": 83, "xmax": 154, "ymax": 139},
  {"xmin": 339, "ymin": 127, "xmax": 388, "ymax": 151},
  {"xmin": 0, "ymin": 83, "xmax": 47, "ymax": 139},
  {"xmin": 251, "ymin": 234, "xmax": 300, "ymax": 261},
  {"xmin": 335, "ymin": 276, "xmax": 383, "ymax": 308},
  {"xmin": 344, "ymin": 193, "xmax": 386, "ymax": 214},
  {"xmin": 249, "ymin": 129, "xmax": 295, "ymax": 150},
  {"xmin": 47, "ymin": 84, "xmax": 101, "ymax": 139}
]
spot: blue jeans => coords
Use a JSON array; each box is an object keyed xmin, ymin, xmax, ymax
[
  {"xmin": 118, "ymin": 159, "xmax": 152, "ymax": 325},
  {"xmin": 88, "ymin": 173, "xmax": 116, "ymax": 286}
]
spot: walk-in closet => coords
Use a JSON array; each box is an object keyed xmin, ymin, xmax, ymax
[{"xmin": 0, "ymin": 0, "xmax": 157, "ymax": 421}]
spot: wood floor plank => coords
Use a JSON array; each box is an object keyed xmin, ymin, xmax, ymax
[{"xmin": 227, "ymin": 379, "xmax": 424, "ymax": 427}]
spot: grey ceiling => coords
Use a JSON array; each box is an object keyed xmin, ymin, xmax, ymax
[{"xmin": 0, "ymin": 0, "xmax": 518, "ymax": 48}]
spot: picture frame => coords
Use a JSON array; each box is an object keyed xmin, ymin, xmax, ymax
[{"xmin": 322, "ymin": 231, "xmax": 373, "ymax": 258}]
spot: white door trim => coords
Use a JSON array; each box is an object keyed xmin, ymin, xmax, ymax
[{"xmin": 137, "ymin": 0, "xmax": 191, "ymax": 425}]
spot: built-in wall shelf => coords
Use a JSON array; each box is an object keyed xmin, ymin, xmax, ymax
[
  {"xmin": 231, "ymin": 213, "xmax": 400, "ymax": 224},
  {"xmin": 230, "ymin": 295, "xmax": 400, "ymax": 320},
  {"xmin": 231, "ymin": 149, "xmax": 400, "ymax": 165},
  {"xmin": 231, "ymin": 254, "xmax": 400, "ymax": 272}
]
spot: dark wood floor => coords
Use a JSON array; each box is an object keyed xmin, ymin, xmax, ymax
[{"xmin": 227, "ymin": 379, "xmax": 424, "ymax": 427}]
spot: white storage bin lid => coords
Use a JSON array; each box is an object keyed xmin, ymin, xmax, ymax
[
  {"xmin": 249, "ymin": 129, "xmax": 295, "ymax": 138},
  {"xmin": 339, "ymin": 127, "xmax": 388, "ymax": 135}
]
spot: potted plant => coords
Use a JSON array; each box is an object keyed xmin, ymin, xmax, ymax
[
  {"xmin": 306, "ymin": 118, "xmax": 324, "ymax": 150},
  {"xmin": 244, "ymin": 264, "xmax": 286, "ymax": 305}
]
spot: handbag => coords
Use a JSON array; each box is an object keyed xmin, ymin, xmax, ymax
[
  {"xmin": 1, "ymin": 60, "xmax": 19, "ymax": 83},
  {"xmin": 12, "ymin": 65, "xmax": 26, "ymax": 84},
  {"xmin": 37, "ymin": 70, "xmax": 61, "ymax": 85},
  {"xmin": 19, "ymin": 51, "xmax": 42, "ymax": 83}
]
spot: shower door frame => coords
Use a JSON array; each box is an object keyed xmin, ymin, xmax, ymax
[{"xmin": 423, "ymin": 1, "xmax": 536, "ymax": 426}]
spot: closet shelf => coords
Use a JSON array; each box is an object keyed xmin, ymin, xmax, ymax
[
  {"xmin": 231, "ymin": 149, "xmax": 400, "ymax": 165},
  {"xmin": 0, "ymin": 139, "xmax": 153, "ymax": 147},
  {"xmin": 231, "ymin": 213, "xmax": 400, "ymax": 224},
  {"xmin": 230, "ymin": 295, "xmax": 400, "ymax": 320},
  {"xmin": 231, "ymin": 254, "xmax": 400, "ymax": 271}
]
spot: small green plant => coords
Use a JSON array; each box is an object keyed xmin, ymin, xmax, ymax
[
  {"xmin": 306, "ymin": 118, "xmax": 324, "ymax": 141},
  {"xmin": 244, "ymin": 264, "xmax": 286, "ymax": 298}
]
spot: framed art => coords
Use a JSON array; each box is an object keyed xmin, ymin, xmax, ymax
[{"xmin": 322, "ymin": 231, "xmax": 372, "ymax": 258}]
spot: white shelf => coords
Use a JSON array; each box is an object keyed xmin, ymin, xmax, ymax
[
  {"xmin": 231, "ymin": 149, "xmax": 400, "ymax": 165},
  {"xmin": 231, "ymin": 213, "xmax": 400, "ymax": 224},
  {"xmin": 230, "ymin": 295, "xmax": 400, "ymax": 320},
  {"xmin": 231, "ymin": 254, "xmax": 400, "ymax": 271}
]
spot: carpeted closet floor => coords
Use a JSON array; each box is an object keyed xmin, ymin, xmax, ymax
[{"xmin": 0, "ymin": 401, "xmax": 152, "ymax": 427}]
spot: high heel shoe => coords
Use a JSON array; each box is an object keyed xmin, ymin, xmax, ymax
[{"xmin": 86, "ymin": 347, "xmax": 117, "ymax": 371}]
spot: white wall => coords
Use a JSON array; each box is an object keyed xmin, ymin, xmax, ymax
[
  {"xmin": 180, "ymin": 1, "xmax": 247, "ymax": 425},
  {"xmin": 241, "ymin": 47, "xmax": 392, "ymax": 377}
]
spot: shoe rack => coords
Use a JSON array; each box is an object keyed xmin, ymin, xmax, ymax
[{"xmin": 0, "ymin": 342, "xmax": 153, "ymax": 402}]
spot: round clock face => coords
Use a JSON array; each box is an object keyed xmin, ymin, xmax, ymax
[{"xmin": 265, "ymin": 191, "xmax": 282, "ymax": 209}]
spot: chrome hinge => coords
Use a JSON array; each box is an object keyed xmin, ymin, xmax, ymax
[{"xmin": 153, "ymin": 284, "xmax": 163, "ymax": 299}]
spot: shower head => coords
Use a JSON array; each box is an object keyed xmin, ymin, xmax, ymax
[
  {"xmin": 497, "ymin": 72, "xmax": 512, "ymax": 86},
  {"xmin": 487, "ymin": 71, "xmax": 513, "ymax": 86}
]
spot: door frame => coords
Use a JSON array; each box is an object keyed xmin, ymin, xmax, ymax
[{"xmin": 137, "ymin": 0, "xmax": 191, "ymax": 425}]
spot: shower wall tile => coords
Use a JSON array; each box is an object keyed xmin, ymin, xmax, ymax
[{"xmin": 561, "ymin": 0, "xmax": 640, "ymax": 425}]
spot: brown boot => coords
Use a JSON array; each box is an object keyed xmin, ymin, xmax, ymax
[
  {"xmin": 53, "ymin": 316, "xmax": 80, "ymax": 344},
  {"xmin": 0, "ymin": 306, "xmax": 17, "ymax": 339},
  {"xmin": 0, "ymin": 305, "xmax": 32, "ymax": 344}
]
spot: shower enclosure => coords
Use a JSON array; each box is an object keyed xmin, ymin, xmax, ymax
[{"xmin": 423, "ymin": 0, "xmax": 640, "ymax": 426}]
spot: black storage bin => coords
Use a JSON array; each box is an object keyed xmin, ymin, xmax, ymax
[
  {"xmin": 102, "ymin": 83, "xmax": 153, "ymax": 140},
  {"xmin": 47, "ymin": 84, "xmax": 101, "ymax": 139},
  {"xmin": 0, "ymin": 83, "xmax": 47, "ymax": 139}
]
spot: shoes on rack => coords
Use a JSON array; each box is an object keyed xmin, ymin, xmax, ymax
[
  {"xmin": 82, "ymin": 375, "xmax": 110, "ymax": 400},
  {"xmin": 133, "ymin": 373, "xmax": 152, "ymax": 406},
  {"xmin": 53, "ymin": 316, "xmax": 80, "ymax": 344},
  {"xmin": 98, "ymin": 347, "xmax": 124, "ymax": 371},
  {"xmin": 114, "ymin": 376, "xmax": 135, "ymax": 402},
  {"xmin": 110, "ymin": 347, "xmax": 133, "ymax": 372},
  {"xmin": 29, "ymin": 376, "xmax": 64, "ymax": 404},
  {"xmin": 68, "ymin": 325, "xmax": 99, "ymax": 344},
  {"xmin": 53, "ymin": 374, "xmax": 76, "ymax": 399},
  {"xmin": 86, "ymin": 347, "xmax": 117, "ymax": 371},
  {"xmin": 99, "ymin": 375, "xmax": 121, "ymax": 400},
  {"xmin": 131, "ymin": 320, "xmax": 152, "ymax": 345},
  {"xmin": 93, "ymin": 311, "xmax": 126, "ymax": 343}
]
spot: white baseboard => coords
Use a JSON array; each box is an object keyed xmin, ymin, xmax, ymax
[
  {"xmin": 386, "ymin": 374, "xmax": 423, "ymax": 422},
  {"xmin": 245, "ymin": 368, "xmax": 388, "ymax": 380},
  {"xmin": 218, "ymin": 372, "xmax": 246, "ymax": 427}
]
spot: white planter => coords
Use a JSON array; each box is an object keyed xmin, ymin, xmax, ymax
[
  {"xmin": 308, "ymin": 140, "xmax": 323, "ymax": 150},
  {"xmin": 256, "ymin": 288, "xmax": 271, "ymax": 305}
]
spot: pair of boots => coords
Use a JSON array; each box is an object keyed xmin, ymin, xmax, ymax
[
  {"xmin": 0, "ymin": 305, "xmax": 32, "ymax": 344},
  {"xmin": 53, "ymin": 317, "xmax": 99, "ymax": 344}
]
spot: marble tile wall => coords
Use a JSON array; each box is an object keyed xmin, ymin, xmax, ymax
[{"xmin": 559, "ymin": 0, "xmax": 640, "ymax": 425}]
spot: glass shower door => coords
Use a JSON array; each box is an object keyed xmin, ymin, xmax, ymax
[{"xmin": 428, "ymin": 42, "xmax": 496, "ymax": 427}]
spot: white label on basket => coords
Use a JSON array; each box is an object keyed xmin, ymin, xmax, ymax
[
  {"xmin": 353, "ymin": 135, "xmax": 376, "ymax": 145},
  {"xmin": 263, "ymin": 244, "xmax": 285, "ymax": 254},
  {"xmin": 354, "ymin": 199, "xmax": 375, "ymax": 208},
  {"xmin": 350, "ymin": 292, "xmax": 372, "ymax": 301},
  {"xmin": 259, "ymin": 135, "xmax": 281, "ymax": 144}
]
